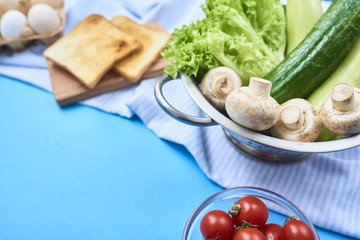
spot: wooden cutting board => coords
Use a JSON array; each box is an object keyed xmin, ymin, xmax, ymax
[
  {"xmin": 47, "ymin": 57, "xmax": 168, "ymax": 107},
  {"xmin": 47, "ymin": 21, "xmax": 169, "ymax": 107}
]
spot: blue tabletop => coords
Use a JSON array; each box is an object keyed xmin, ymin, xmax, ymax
[{"xmin": 0, "ymin": 75, "xmax": 356, "ymax": 240}]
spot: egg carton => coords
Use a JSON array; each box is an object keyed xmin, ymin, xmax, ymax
[{"xmin": 0, "ymin": 0, "xmax": 65, "ymax": 51}]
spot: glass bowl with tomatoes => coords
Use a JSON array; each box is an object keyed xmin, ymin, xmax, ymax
[{"xmin": 182, "ymin": 186, "xmax": 319, "ymax": 240}]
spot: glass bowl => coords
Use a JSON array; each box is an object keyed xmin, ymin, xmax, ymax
[{"xmin": 182, "ymin": 186, "xmax": 319, "ymax": 240}]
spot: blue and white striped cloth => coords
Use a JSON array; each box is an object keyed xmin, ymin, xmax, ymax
[{"xmin": 1, "ymin": 0, "xmax": 359, "ymax": 238}]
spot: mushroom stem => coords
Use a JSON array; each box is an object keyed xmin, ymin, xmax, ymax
[
  {"xmin": 279, "ymin": 105, "xmax": 305, "ymax": 130},
  {"xmin": 200, "ymin": 67, "xmax": 242, "ymax": 110},
  {"xmin": 225, "ymin": 77, "xmax": 280, "ymax": 131},
  {"xmin": 320, "ymin": 84, "xmax": 360, "ymax": 135},
  {"xmin": 271, "ymin": 98, "xmax": 322, "ymax": 142},
  {"xmin": 248, "ymin": 77, "xmax": 272, "ymax": 98},
  {"xmin": 331, "ymin": 83, "xmax": 358, "ymax": 112},
  {"xmin": 211, "ymin": 75, "xmax": 234, "ymax": 99}
]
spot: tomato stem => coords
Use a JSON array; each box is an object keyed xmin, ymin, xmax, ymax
[
  {"xmin": 283, "ymin": 215, "xmax": 297, "ymax": 225},
  {"xmin": 228, "ymin": 201, "xmax": 241, "ymax": 216},
  {"xmin": 236, "ymin": 220, "xmax": 259, "ymax": 231}
]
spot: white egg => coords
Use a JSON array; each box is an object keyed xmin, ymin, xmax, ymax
[
  {"xmin": 0, "ymin": 10, "xmax": 27, "ymax": 38},
  {"xmin": 30, "ymin": 0, "xmax": 62, "ymax": 8},
  {"xmin": 28, "ymin": 3, "xmax": 60, "ymax": 34}
]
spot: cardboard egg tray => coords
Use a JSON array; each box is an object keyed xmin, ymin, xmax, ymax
[{"xmin": 0, "ymin": 0, "xmax": 65, "ymax": 51}]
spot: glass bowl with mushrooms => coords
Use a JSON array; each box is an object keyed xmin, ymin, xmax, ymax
[
  {"xmin": 182, "ymin": 186, "xmax": 320, "ymax": 240},
  {"xmin": 154, "ymin": 73, "xmax": 360, "ymax": 163}
]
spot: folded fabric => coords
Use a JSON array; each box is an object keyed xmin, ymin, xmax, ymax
[{"xmin": 0, "ymin": 0, "xmax": 359, "ymax": 238}]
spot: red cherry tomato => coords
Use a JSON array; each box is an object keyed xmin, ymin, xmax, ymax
[
  {"xmin": 233, "ymin": 227, "xmax": 267, "ymax": 240},
  {"xmin": 282, "ymin": 220, "xmax": 315, "ymax": 240},
  {"xmin": 230, "ymin": 196, "xmax": 269, "ymax": 227},
  {"xmin": 261, "ymin": 223, "xmax": 283, "ymax": 240},
  {"xmin": 200, "ymin": 210, "xmax": 235, "ymax": 240}
]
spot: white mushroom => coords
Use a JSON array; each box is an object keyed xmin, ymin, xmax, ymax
[
  {"xmin": 27, "ymin": 3, "xmax": 60, "ymax": 34},
  {"xmin": 225, "ymin": 77, "xmax": 280, "ymax": 131},
  {"xmin": 271, "ymin": 98, "xmax": 322, "ymax": 142},
  {"xmin": 30, "ymin": 0, "xmax": 62, "ymax": 8},
  {"xmin": 200, "ymin": 66, "xmax": 242, "ymax": 110},
  {"xmin": 320, "ymin": 83, "xmax": 360, "ymax": 135},
  {"xmin": 0, "ymin": 10, "xmax": 27, "ymax": 39}
]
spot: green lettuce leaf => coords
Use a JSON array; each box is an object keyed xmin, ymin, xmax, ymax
[{"xmin": 161, "ymin": 0, "xmax": 286, "ymax": 85}]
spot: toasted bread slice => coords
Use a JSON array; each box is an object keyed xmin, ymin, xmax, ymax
[
  {"xmin": 111, "ymin": 16, "xmax": 170, "ymax": 82},
  {"xmin": 44, "ymin": 14, "xmax": 141, "ymax": 88}
]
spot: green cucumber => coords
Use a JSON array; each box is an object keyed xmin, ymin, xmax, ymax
[
  {"xmin": 308, "ymin": 39, "xmax": 360, "ymax": 111},
  {"xmin": 266, "ymin": 0, "xmax": 360, "ymax": 104},
  {"xmin": 285, "ymin": 0, "xmax": 323, "ymax": 55},
  {"xmin": 307, "ymin": 37, "xmax": 360, "ymax": 141}
]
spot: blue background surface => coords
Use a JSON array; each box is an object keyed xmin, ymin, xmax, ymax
[{"xmin": 0, "ymin": 75, "xmax": 356, "ymax": 239}]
